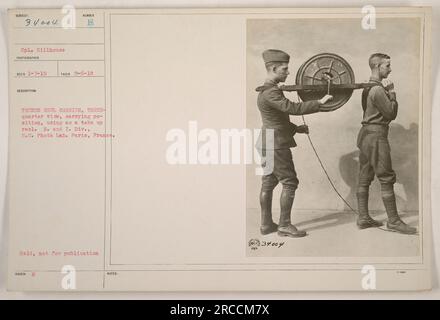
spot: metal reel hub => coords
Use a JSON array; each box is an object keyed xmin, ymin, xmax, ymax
[{"xmin": 295, "ymin": 53, "xmax": 356, "ymax": 111}]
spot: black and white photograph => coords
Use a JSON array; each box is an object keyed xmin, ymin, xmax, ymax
[{"xmin": 246, "ymin": 17, "xmax": 423, "ymax": 258}]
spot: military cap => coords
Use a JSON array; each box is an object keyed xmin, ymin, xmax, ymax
[{"xmin": 262, "ymin": 49, "xmax": 290, "ymax": 64}]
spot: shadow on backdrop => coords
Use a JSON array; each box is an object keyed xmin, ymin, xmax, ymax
[
  {"xmin": 295, "ymin": 123, "xmax": 419, "ymax": 231},
  {"xmin": 339, "ymin": 123, "xmax": 419, "ymax": 213}
]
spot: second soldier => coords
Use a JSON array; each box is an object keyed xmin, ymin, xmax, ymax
[{"xmin": 256, "ymin": 49, "xmax": 333, "ymax": 238}]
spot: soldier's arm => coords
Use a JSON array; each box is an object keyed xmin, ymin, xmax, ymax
[
  {"xmin": 265, "ymin": 88, "xmax": 321, "ymax": 115},
  {"xmin": 289, "ymin": 122, "xmax": 297, "ymax": 135},
  {"xmin": 371, "ymin": 86, "xmax": 398, "ymax": 120}
]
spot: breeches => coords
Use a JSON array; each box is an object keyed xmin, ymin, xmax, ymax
[
  {"xmin": 260, "ymin": 148, "xmax": 299, "ymax": 193},
  {"xmin": 357, "ymin": 125, "xmax": 396, "ymax": 187}
]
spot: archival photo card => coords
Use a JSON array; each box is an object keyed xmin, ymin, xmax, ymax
[{"xmin": 6, "ymin": 7, "xmax": 432, "ymax": 291}]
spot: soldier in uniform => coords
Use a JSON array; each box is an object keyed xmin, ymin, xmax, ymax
[
  {"xmin": 256, "ymin": 49, "xmax": 333, "ymax": 238},
  {"xmin": 356, "ymin": 53, "xmax": 416, "ymax": 234}
]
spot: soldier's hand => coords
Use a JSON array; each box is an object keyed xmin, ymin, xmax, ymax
[
  {"xmin": 382, "ymin": 79, "xmax": 395, "ymax": 92},
  {"xmin": 296, "ymin": 125, "xmax": 309, "ymax": 134},
  {"xmin": 319, "ymin": 94, "xmax": 333, "ymax": 105}
]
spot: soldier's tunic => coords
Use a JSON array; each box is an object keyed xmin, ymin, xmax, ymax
[
  {"xmin": 357, "ymin": 77, "xmax": 398, "ymax": 187},
  {"xmin": 256, "ymin": 79, "xmax": 321, "ymax": 192}
]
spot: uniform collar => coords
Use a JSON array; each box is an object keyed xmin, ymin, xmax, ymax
[
  {"xmin": 369, "ymin": 76, "xmax": 382, "ymax": 85},
  {"xmin": 256, "ymin": 79, "xmax": 279, "ymax": 92},
  {"xmin": 263, "ymin": 79, "xmax": 279, "ymax": 87}
]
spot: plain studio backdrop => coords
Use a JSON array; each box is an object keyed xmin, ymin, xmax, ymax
[{"xmin": 246, "ymin": 18, "xmax": 420, "ymax": 212}]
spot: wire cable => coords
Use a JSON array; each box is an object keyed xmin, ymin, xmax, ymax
[{"xmin": 298, "ymin": 95, "xmax": 358, "ymax": 214}]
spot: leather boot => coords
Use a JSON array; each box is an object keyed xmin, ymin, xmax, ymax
[
  {"xmin": 356, "ymin": 190, "xmax": 383, "ymax": 229},
  {"xmin": 259, "ymin": 190, "xmax": 278, "ymax": 235},
  {"xmin": 277, "ymin": 188, "xmax": 307, "ymax": 238},
  {"xmin": 382, "ymin": 186, "xmax": 417, "ymax": 235}
]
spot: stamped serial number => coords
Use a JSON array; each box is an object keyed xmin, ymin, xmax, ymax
[{"xmin": 248, "ymin": 239, "xmax": 285, "ymax": 250}]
